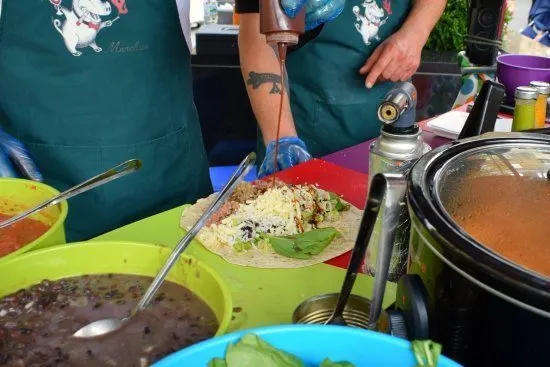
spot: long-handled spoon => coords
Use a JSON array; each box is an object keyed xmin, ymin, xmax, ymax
[
  {"xmin": 0, "ymin": 159, "xmax": 142, "ymax": 229},
  {"xmin": 72, "ymin": 152, "xmax": 256, "ymax": 339}
]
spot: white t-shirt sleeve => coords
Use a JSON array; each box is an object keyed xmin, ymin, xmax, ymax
[{"xmin": 176, "ymin": 0, "xmax": 192, "ymax": 52}]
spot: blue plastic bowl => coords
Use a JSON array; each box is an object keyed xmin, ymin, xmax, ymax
[{"xmin": 153, "ymin": 325, "xmax": 462, "ymax": 367}]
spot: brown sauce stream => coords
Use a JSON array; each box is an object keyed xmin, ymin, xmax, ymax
[{"xmin": 272, "ymin": 42, "xmax": 287, "ymax": 187}]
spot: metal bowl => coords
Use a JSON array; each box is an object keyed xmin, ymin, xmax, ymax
[{"xmin": 293, "ymin": 293, "xmax": 372, "ymax": 328}]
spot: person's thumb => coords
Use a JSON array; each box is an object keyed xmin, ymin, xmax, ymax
[{"xmin": 281, "ymin": 0, "xmax": 308, "ymax": 18}]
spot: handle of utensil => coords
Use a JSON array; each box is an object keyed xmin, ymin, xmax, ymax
[
  {"xmin": 367, "ymin": 173, "xmax": 407, "ymax": 330},
  {"xmin": 0, "ymin": 159, "xmax": 142, "ymax": 229},
  {"xmin": 135, "ymin": 152, "xmax": 256, "ymax": 312},
  {"xmin": 458, "ymin": 81, "xmax": 504, "ymax": 140},
  {"xmin": 329, "ymin": 174, "xmax": 390, "ymax": 320}
]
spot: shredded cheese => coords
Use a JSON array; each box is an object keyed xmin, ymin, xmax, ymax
[{"xmin": 201, "ymin": 185, "xmax": 340, "ymax": 251}]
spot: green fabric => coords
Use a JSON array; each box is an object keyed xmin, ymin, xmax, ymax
[
  {"xmin": 258, "ymin": 0, "xmax": 411, "ymax": 160},
  {"xmin": 0, "ymin": 0, "xmax": 212, "ymax": 241}
]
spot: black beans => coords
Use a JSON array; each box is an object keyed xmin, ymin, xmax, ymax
[
  {"xmin": 0, "ymin": 274, "xmax": 218, "ymax": 366},
  {"xmin": 154, "ymin": 293, "xmax": 166, "ymax": 303}
]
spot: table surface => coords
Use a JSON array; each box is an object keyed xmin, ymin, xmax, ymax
[
  {"xmin": 96, "ymin": 207, "xmax": 397, "ymax": 332},
  {"xmin": 95, "ymin": 116, "xmax": 458, "ymax": 333}
]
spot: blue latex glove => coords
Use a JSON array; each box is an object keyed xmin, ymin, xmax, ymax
[
  {"xmin": 282, "ymin": 0, "xmax": 345, "ymax": 31},
  {"xmin": 0, "ymin": 128, "xmax": 42, "ymax": 181},
  {"xmin": 259, "ymin": 136, "xmax": 312, "ymax": 178}
]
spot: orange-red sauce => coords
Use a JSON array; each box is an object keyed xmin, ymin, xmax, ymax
[
  {"xmin": 447, "ymin": 176, "xmax": 550, "ymax": 277},
  {"xmin": 0, "ymin": 214, "xmax": 50, "ymax": 257}
]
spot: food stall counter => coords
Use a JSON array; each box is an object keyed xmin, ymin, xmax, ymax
[{"xmin": 95, "ymin": 207, "xmax": 397, "ymax": 333}]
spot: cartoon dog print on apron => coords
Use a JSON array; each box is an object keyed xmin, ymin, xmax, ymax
[
  {"xmin": 49, "ymin": 0, "xmax": 128, "ymax": 56},
  {"xmin": 352, "ymin": 0, "xmax": 392, "ymax": 46}
]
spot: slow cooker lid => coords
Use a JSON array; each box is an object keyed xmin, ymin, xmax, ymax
[{"xmin": 434, "ymin": 142, "xmax": 550, "ymax": 278}]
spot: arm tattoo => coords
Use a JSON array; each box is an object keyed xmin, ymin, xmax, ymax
[{"xmin": 247, "ymin": 71, "xmax": 282, "ymax": 94}]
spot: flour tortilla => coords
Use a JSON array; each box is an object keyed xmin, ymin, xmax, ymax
[{"xmin": 180, "ymin": 192, "xmax": 363, "ymax": 269}]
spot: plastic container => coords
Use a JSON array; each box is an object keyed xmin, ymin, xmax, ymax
[
  {"xmin": 496, "ymin": 54, "xmax": 550, "ymax": 104},
  {"xmin": 217, "ymin": 3, "xmax": 234, "ymax": 25},
  {"xmin": 153, "ymin": 325, "xmax": 462, "ymax": 367},
  {"xmin": 512, "ymin": 86, "xmax": 538, "ymax": 131},
  {"xmin": 204, "ymin": 0, "xmax": 218, "ymax": 24},
  {"xmin": 0, "ymin": 241, "xmax": 233, "ymax": 336},
  {"xmin": 0, "ymin": 178, "xmax": 67, "ymax": 264}
]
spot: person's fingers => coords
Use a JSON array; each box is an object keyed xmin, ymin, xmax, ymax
[
  {"xmin": 381, "ymin": 60, "xmax": 400, "ymax": 82},
  {"xmin": 364, "ymin": 47, "xmax": 393, "ymax": 88},
  {"xmin": 400, "ymin": 68, "xmax": 415, "ymax": 81},
  {"xmin": 398, "ymin": 60, "xmax": 418, "ymax": 81},
  {"xmin": 281, "ymin": 0, "xmax": 307, "ymax": 18},
  {"xmin": 305, "ymin": 0, "xmax": 345, "ymax": 30},
  {"xmin": 359, "ymin": 45, "xmax": 383, "ymax": 75},
  {"xmin": 258, "ymin": 156, "xmax": 275, "ymax": 178},
  {"xmin": 2, "ymin": 135, "xmax": 43, "ymax": 181},
  {"xmin": 0, "ymin": 148, "xmax": 18, "ymax": 178},
  {"xmin": 286, "ymin": 145, "xmax": 307, "ymax": 166}
]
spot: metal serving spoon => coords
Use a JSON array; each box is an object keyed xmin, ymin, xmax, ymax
[
  {"xmin": 0, "ymin": 159, "xmax": 142, "ymax": 229},
  {"xmin": 73, "ymin": 152, "xmax": 256, "ymax": 339}
]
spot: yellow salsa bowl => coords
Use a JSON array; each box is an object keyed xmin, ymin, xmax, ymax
[{"xmin": 0, "ymin": 178, "xmax": 68, "ymax": 263}]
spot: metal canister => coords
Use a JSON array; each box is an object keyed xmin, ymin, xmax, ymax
[{"xmin": 365, "ymin": 82, "xmax": 430, "ymax": 281}]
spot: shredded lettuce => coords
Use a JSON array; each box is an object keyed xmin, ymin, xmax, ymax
[
  {"xmin": 319, "ymin": 359, "xmax": 355, "ymax": 367},
  {"xmin": 329, "ymin": 192, "xmax": 350, "ymax": 212},
  {"xmin": 412, "ymin": 340, "xmax": 442, "ymax": 367}
]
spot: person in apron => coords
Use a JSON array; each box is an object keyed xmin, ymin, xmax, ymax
[
  {"xmin": 236, "ymin": 0, "xmax": 446, "ymax": 177},
  {"xmin": 0, "ymin": 0, "xmax": 212, "ymax": 241},
  {"xmin": 522, "ymin": 0, "xmax": 550, "ymax": 46}
]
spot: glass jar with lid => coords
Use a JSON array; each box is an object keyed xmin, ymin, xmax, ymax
[
  {"xmin": 512, "ymin": 86, "xmax": 538, "ymax": 132},
  {"xmin": 529, "ymin": 81, "xmax": 550, "ymax": 128}
]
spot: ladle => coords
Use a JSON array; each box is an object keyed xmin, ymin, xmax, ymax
[
  {"xmin": 323, "ymin": 173, "xmax": 407, "ymax": 328},
  {"xmin": 0, "ymin": 159, "xmax": 142, "ymax": 229},
  {"xmin": 72, "ymin": 152, "xmax": 256, "ymax": 339}
]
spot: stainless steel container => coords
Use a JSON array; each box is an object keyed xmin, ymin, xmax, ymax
[{"xmin": 366, "ymin": 82, "xmax": 430, "ymax": 281}]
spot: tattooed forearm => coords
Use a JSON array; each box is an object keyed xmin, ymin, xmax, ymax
[{"xmin": 246, "ymin": 71, "xmax": 282, "ymax": 94}]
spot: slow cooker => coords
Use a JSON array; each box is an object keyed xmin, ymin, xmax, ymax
[{"xmin": 390, "ymin": 132, "xmax": 550, "ymax": 366}]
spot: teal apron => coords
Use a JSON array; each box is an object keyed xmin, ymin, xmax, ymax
[
  {"xmin": 0, "ymin": 0, "xmax": 212, "ymax": 241},
  {"xmin": 259, "ymin": 0, "xmax": 411, "ymax": 159}
]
